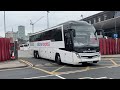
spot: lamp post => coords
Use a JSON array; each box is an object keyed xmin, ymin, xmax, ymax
[
  {"xmin": 4, "ymin": 11, "xmax": 6, "ymax": 37},
  {"xmin": 81, "ymin": 14, "xmax": 83, "ymax": 20},
  {"xmin": 47, "ymin": 11, "xmax": 49, "ymax": 29},
  {"xmin": 30, "ymin": 20, "xmax": 34, "ymax": 33},
  {"xmin": 115, "ymin": 11, "xmax": 117, "ymax": 54},
  {"xmin": 115, "ymin": 11, "xmax": 117, "ymax": 34}
]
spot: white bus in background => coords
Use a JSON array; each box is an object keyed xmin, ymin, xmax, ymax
[{"xmin": 29, "ymin": 21, "xmax": 101, "ymax": 65}]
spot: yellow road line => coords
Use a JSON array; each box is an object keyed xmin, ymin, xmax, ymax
[
  {"xmin": 85, "ymin": 66, "xmax": 90, "ymax": 70},
  {"xmin": 51, "ymin": 66, "xmax": 65, "ymax": 72},
  {"xmin": 19, "ymin": 59, "xmax": 33, "ymax": 67},
  {"xmin": 57, "ymin": 64, "xmax": 120, "ymax": 75},
  {"xmin": 19, "ymin": 59, "xmax": 55, "ymax": 75},
  {"xmin": 32, "ymin": 67, "xmax": 53, "ymax": 75},
  {"xmin": 109, "ymin": 59, "xmax": 118, "ymax": 66}
]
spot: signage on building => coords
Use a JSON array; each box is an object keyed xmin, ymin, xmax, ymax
[{"xmin": 113, "ymin": 34, "xmax": 118, "ymax": 38}]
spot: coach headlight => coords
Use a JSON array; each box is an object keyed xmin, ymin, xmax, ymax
[{"xmin": 75, "ymin": 53, "xmax": 81, "ymax": 58}]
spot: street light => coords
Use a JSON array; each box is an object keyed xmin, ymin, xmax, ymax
[
  {"xmin": 115, "ymin": 11, "xmax": 117, "ymax": 34},
  {"xmin": 81, "ymin": 14, "xmax": 83, "ymax": 20},
  {"xmin": 114, "ymin": 11, "xmax": 117, "ymax": 54},
  {"xmin": 47, "ymin": 11, "xmax": 49, "ymax": 28},
  {"xmin": 4, "ymin": 11, "xmax": 6, "ymax": 37},
  {"xmin": 30, "ymin": 16, "xmax": 44, "ymax": 33}
]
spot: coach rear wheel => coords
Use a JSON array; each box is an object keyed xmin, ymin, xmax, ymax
[
  {"xmin": 33, "ymin": 51, "xmax": 37, "ymax": 58},
  {"xmin": 55, "ymin": 55, "xmax": 62, "ymax": 65},
  {"xmin": 36, "ymin": 52, "xmax": 40, "ymax": 59}
]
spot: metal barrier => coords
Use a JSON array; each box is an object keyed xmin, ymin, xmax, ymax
[
  {"xmin": 99, "ymin": 38, "xmax": 120, "ymax": 55},
  {"xmin": 0, "ymin": 38, "xmax": 11, "ymax": 61}
]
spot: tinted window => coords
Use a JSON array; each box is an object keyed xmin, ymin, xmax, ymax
[
  {"xmin": 53, "ymin": 27, "xmax": 62, "ymax": 41},
  {"xmin": 29, "ymin": 27, "xmax": 62, "ymax": 42}
]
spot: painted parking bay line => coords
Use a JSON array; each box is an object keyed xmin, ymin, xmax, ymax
[
  {"xmin": 19, "ymin": 59, "xmax": 34, "ymax": 67},
  {"xmin": 24, "ymin": 75, "xmax": 54, "ymax": 79},
  {"xmin": 57, "ymin": 64, "xmax": 120, "ymax": 76},
  {"xmin": 51, "ymin": 65, "xmax": 65, "ymax": 73},
  {"xmin": 19, "ymin": 59, "xmax": 53, "ymax": 75},
  {"xmin": 55, "ymin": 75, "xmax": 66, "ymax": 79},
  {"xmin": 109, "ymin": 59, "xmax": 118, "ymax": 66},
  {"xmin": 32, "ymin": 67, "xmax": 53, "ymax": 75},
  {"xmin": 79, "ymin": 77, "xmax": 107, "ymax": 79},
  {"xmin": 85, "ymin": 66, "xmax": 90, "ymax": 70}
]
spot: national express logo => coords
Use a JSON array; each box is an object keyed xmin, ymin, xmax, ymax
[{"xmin": 37, "ymin": 42, "xmax": 50, "ymax": 46}]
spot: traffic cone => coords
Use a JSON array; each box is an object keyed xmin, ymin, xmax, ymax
[{"xmin": 11, "ymin": 51, "xmax": 15, "ymax": 60}]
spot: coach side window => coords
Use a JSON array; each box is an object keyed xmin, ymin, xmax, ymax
[
  {"xmin": 29, "ymin": 35, "xmax": 35, "ymax": 42},
  {"xmin": 54, "ymin": 27, "xmax": 62, "ymax": 41}
]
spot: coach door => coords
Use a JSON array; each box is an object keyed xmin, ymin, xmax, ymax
[{"xmin": 64, "ymin": 31, "xmax": 73, "ymax": 63}]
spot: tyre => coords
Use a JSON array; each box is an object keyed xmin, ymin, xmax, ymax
[
  {"xmin": 36, "ymin": 52, "xmax": 40, "ymax": 59},
  {"xmin": 55, "ymin": 54, "xmax": 62, "ymax": 65},
  {"xmin": 33, "ymin": 51, "xmax": 36, "ymax": 58}
]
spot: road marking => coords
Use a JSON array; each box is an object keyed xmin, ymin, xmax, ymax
[
  {"xmin": 51, "ymin": 65, "xmax": 65, "ymax": 72},
  {"xmin": 0, "ymin": 67, "xmax": 29, "ymax": 72},
  {"xmin": 108, "ymin": 64, "xmax": 120, "ymax": 68},
  {"xmin": 56, "ymin": 66, "xmax": 92, "ymax": 75},
  {"xmin": 55, "ymin": 75, "xmax": 66, "ymax": 79},
  {"xmin": 19, "ymin": 59, "xmax": 120, "ymax": 78},
  {"xmin": 79, "ymin": 77, "xmax": 93, "ymax": 79},
  {"xmin": 85, "ymin": 66, "xmax": 90, "ymax": 70},
  {"xmin": 23, "ymin": 75, "xmax": 54, "ymax": 79},
  {"xmin": 57, "ymin": 64, "xmax": 120, "ymax": 75},
  {"xmin": 19, "ymin": 59, "xmax": 33, "ymax": 67},
  {"xmin": 110, "ymin": 78, "xmax": 114, "ymax": 79},
  {"xmin": 58, "ymin": 68, "xmax": 88, "ymax": 75},
  {"xmin": 19, "ymin": 59, "xmax": 54, "ymax": 75},
  {"xmin": 79, "ymin": 77, "xmax": 107, "ymax": 79},
  {"xmin": 94, "ymin": 77, "xmax": 107, "ymax": 79},
  {"xmin": 19, "ymin": 59, "xmax": 63, "ymax": 75},
  {"xmin": 35, "ymin": 64, "xmax": 44, "ymax": 67},
  {"xmin": 32, "ymin": 66, "xmax": 53, "ymax": 74},
  {"xmin": 109, "ymin": 59, "xmax": 118, "ymax": 66}
]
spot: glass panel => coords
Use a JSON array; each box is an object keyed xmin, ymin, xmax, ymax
[{"xmin": 71, "ymin": 25, "xmax": 99, "ymax": 47}]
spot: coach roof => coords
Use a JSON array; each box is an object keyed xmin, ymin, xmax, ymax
[{"xmin": 30, "ymin": 20, "xmax": 90, "ymax": 36}]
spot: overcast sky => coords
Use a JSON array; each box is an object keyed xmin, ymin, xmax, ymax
[{"xmin": 0, "ymin": 11, "xmax": 102, "ymax": 37}]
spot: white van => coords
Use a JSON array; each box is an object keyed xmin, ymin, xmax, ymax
[{"xmin": 20, "ymin": 44, "xmax": 29, "ymax": 50}]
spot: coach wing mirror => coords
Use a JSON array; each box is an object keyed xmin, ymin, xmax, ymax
[
  {"xmin": 94, "ymin": 30, "xmax": 98, "ymax": 40},
  {"xmin": 96, "ymin": 29, "xmax": 105, "ymax": 38}
]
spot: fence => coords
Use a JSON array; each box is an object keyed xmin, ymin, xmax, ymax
[
  {"xmin": 0, "ymin": 38, "xmax": 11, "ymax": 61},
  {"xmin": 99, "ymin": 38, "xmax": 120, "ymax": 55}
]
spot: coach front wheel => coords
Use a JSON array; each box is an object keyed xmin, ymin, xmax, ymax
[
  {"xmin": 36, "ymin": 52, "xmax": 40, "ymax": 59},
  {"xmin": 55, "ymin": 55, "xmax": 62, "ymax": 65}
]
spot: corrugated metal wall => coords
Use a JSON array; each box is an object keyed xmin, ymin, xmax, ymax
[
  {"xmin": 0, "ymin": 38, "xmax": 11, "ymax": 61},
  {"xmin": 0, "ymin": 38, "xmax": 120, "ymax": 60},
  {"xmin": 99, "ymin": 38, "xmax": 120, "ymax": 55}
]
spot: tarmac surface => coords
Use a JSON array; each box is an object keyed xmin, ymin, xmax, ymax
[
  {"xmin": 0, "ymin": 60, "xmax": 27, "ymax": 70},
  {"xmin": 0, "ymin": 50, "xmax": 120, "ymax": 79}
]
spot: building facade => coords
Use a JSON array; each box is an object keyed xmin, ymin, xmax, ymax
[
  {"xmin": 6, "ymin": 31, "xmax": 17, "ymax": 41},
  {"xmin": 18, "ymin": 25, "xmax": 25, "ymax": 40},
  {"xmin": 81, "ymin": 11, "xmax": 116, "ymax": 24},
  {"xmin": 25, "ymin": 33, "xmax": 32, "ymax": 41},
  {"xmin": 81, "ymin": 11, "xmax": 120, "ymax": 38}
]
